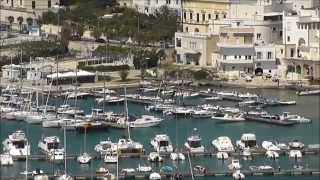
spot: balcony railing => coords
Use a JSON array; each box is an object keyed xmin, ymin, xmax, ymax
[{"xmin": 217, "ymin": 59, "xmax": 254, "ymax": 64}]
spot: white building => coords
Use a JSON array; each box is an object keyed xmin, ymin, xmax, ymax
[
  {"xmin": 254, "ymin": 45, "xmax": 278, "ymax": 75},
  {"xmin": 118, "ymin": 0, "xmax": 181, "ymax": 14},
  {"xmin": 175, "ymin": 32, "xmax": 218, "ymax": 66},
  {"xmin": 1, "ymin": 64, "xmax": 21, "ymax": 81}
]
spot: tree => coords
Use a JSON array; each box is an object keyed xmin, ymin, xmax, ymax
[
  {"xmin": 60, "ymin": 23, "xmax": 72, "ymax": 50},
  {"xmin": 91, "ymin": 26, "xmax": 102, "ymax": 40},
  {"xmin": 26, "ymin": 17, "xmax": 33, "ymax": 27},
  {"xmin": 119, "ymin": 70, "xmax": 129, "ymax": 81},
  {"xmin": 7, "ymin": 16, "xmax": 14, "ymax": 30},
  {"xmin": 17, "ymin": 16, "xmax": 24, "ymax": 32}
]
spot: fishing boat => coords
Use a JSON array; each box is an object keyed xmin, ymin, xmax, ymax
[
  {"xmin": 129, "ymin": 115, "xmax": 162, "ymax": 128},
  {"xmin": 212, "ymin": 136, "xmax": 235, "ymax": 152},
  {"xmin": 184, "ymin": 128, "xmax": 205, "ymax": 153},
  {"xmin": 0, "ymin": 153, "xmax": 14, "ymax": 166},
  {"xmin": 236, "ymin": 133, "xmax": 257, "ymax": 150},
  {"xmin": 2, "ymin": 130, "xmax": 30, "ymax": 157},
  {"xmin": 212, "ymin": 113, "xmax": 245, "ymax": 122},
  {"xmin": 150, "ymin": 134, "xmax": 174, "ymax": 153}
]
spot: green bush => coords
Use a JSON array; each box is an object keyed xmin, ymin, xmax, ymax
[
  {"xmin": 79, "ymin": 64, "xmax": 130, "ymax": 72},
  {"xmin": 193, "ymin": 69, "xmax": 209, "ymax": 80}
]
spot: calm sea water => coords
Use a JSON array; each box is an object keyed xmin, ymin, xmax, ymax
[{"xmin": 1, "ymin": 87, "xmax": 319, "ymax": 179}]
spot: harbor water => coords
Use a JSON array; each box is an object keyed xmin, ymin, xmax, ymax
[{"xmin": 1, "ymin": 87, "xmax": 319, "ymax": 179}]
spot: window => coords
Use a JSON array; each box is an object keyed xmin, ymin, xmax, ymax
[
  {"xmin": 287, "ymin": 36, "xmax": 290, "ymax": 42},
  {"xmin": 176, "ymin": 0, "xmax": 179, "ymax": 5},
  {"xmin": 48, "ymin": 0, "xmax": 51, "ymax": 8},
  {"xmin": 232, "ymin": 66, "xmax": 235, "ymax": 70},
  {"xmin": 208, "ymin": 14, "xmax": 211, "ymax": 19},
  {"xmin": 32, "ymin": 1, "xmax": 35, "ymax": 9},
  {"xmin": 290, "ymin": 48, "xmax": 294, "ymax": 57},
  {"xmin": 256, "ymin": 33, "xmax": 261, "ymax": 40},
  {"xmin": 185, "ymin": 27, "xmax": 188, "ymax": 32},
  {"xmin": 190, "ymin": 12, "xmax": 192, "ymax": 20},
  {"xmin": 184, "ymin": 12, "xmax": 186, "ymax": 20},
  {"xmin": 215, "ymin": 14, "xmax": 219, "ymax": 20},
  {"xmin": 176, "ymin": 38, "xmax": 181, "ymax": 47},
  {"xmin": 234, "ymin": 55, "xmax": 237, "ymax": 59},
  {"xmin": 223, "ymin": 14, "xmax": 226, "ymax": 18},
  {"xmin": 20, "ymin": 0, "xmax": 22, "ymax": 5},
  {"xmin": 196, "ymin": 13, "xmax": 199, "ymax": 22},
  {"xmin": 223, "ymin": 55, "xmax": 226, "ymax": 60},
  {"xmin": 267, "ymin": 52, "xmax": 272, "ymax": 59},
  {"xmin": 257, "ymin": 52, "xmax": 262, "ymax": 59},
  {"xmin": 202, "ymin": 14, "xmax": 205, "ymax": 21},
  {"xmin": 280, "ymin": 49, "xmax": 283, "ymax": 54},
  {"xmin": 189, "ymin": 41, "xmax": 197, "ymax": 49}
]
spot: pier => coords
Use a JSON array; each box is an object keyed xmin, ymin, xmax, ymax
[{"xmin": 1, "ymin": 169, "xmax": 320, "ymax": 179}]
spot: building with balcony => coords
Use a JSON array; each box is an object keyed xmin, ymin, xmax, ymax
[
  {"xmin": 175, "ymin": 32, "xmax": 219, "ymax": 66},
  {"xmin": 182, "ymin": 0, "xmax": 230, "ymax": 33},
  {"xmin": 254, "ymin": 45, "xmax": 277, "ymax": 75},
  {"xmin": 118, "ymin": 0, "xmax": 181, "ymax": 14},
  {"xmin": 214, "ymin": 24, "xmax": 255, "ymax": 77},
  {"xmin": 282, "ymin": 7, "xmax": 320, "ymax": 81}
]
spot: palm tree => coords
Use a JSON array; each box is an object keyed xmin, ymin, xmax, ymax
[
  {"xmin": 17, "ymin": 16, "xmax": 24, "ymax": 32},
  {"xmin": 7, "ymin": 16, "xmax": 14, "ymax": 31}
]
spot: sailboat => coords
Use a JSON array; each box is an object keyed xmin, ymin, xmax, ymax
[
  {"xmin": 57, "ymin": 127, "xmax": 73, "ymax": 180},
  {"xmin": 77, "ymin": 127, "xmax": 92, "ymax": 164}
]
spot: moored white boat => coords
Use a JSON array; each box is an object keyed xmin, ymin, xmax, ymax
[
  {"xmin": 129, "ymin": 115, "xmax": 162, "ymax": 128},
  {"xmin": 77, "ymin": 152, "xmax": 92, "ymax": 164},
  {"xmin": 150, "ymin": 134, "xmax": 173, "ymax": 153},
  {"xmin": 184, "ymin": 128, "xmax": 205, "ymax": 153},
  {"xmin": 0, "ymin": 153, "xmax": 14, "ymax": 166},
  {"xmin": 2, "ymin": 130, "xmax": 30, "ymax": 157},
  {"xmin": 262, "ymin": 141, "xmax": 280, "ymax": 151},
  {"xmin": 212, "ymin": 113, "xmax": 245, "ymax": 122},
  {"xmin": 212, "ymin": 136, "xmax": 234, "ymax": 152}
]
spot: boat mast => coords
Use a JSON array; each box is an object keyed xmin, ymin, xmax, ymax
[
  {"xmin": 25, "ymin": 140, "xmax": 28, "ymax": 180},
  {"xmin": 124, "ymin": 86, "xmax": 130, "ymax": 139},
  {"xmin": 74, "ymin": 59, "xmax": 78, "ymax": 122},
  {"xmin": 63, "ymin": 126, "xmax": 67, "ymax": 175},
  {"xmin": 187, "ymin": 151, "xmax": 194, "ymax": 180},
  {"xmin": 103, "ymin": 72, "xmax": 106, "ymax": 111}
]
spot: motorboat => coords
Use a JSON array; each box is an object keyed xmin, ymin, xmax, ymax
[
  {"xmin": 289, "ymin": 150, "xmax": 303, "ymax": 159},
  {"xmin": 216, "ymin": 151, "xmax": 229, "ymax": 160},
  {"xmin": 228, "ymin": 159, "xmax": 241, "ymax": 170},
  {"xmin": 38, "ymin": 136, "xmax": 61, "ymax": 154},
  {"xmin": 222, "ymin": 107, "xmax": 240, "ymax": 114},
  {"xmin": 265, "ymin": 150, "xmax": 279, "ymax": 159},
  {"xmin": 150, "ymin": 134, "xmax": 174, "ymax": 152},
  {"xmin": 170, "ymin": 152, "xmax": 185, "ymax": 161},
  {"xmin": 262, "ymin": 141, "xmax": 281, "ymax": 151},
  {"xmin": 25, "ymin": 112, "xmax": 44, "ymax": 124},
  {"xmin": 104, "ymin": 150, "xmax": 118, "ymax": 163},
  {"xmin": 137, "ymin": 164, "xmax": 152, "ymax": 172},
  {"xmin": 0, "ymin": 153, "xmax": 14, "ymax": 166},
  {"xmin": 77, "ymin": 152, "xmax": 92, "ymax": 164},
  {"xmin": 116, "ymin": 138, "xmax": 145, "ymax": 155},
  {"xmin": 288, "ymin": 140, "xmax": 304, "ymax": 150},
  {"xmin": 57, "ymin": 105, "xmax": 84, "ymax": 116},
  {"xmin": 148, "ymin": 152, "xmax": 163, "ymax": 162},
  {"xmin": 286, "ymin": 114, "xmax": 311, "ymax": 123},
  {"xmin": 48, "ymin": 148, "xmax": 64, "ymax": 161},
  {"xmin": 279, "ymin": 100, "xmax": 296, "ymax": 105},
  {"xmin": 33, "ymin": 169, "xmax": 49, "ymax": 180},
  {"xmin": 249, "ymin": 165, "xmax": 274, "ymax": 171},
  {"xmin": 96, "ymin": 96, "xmax": 124, "ymax": 104},
  {"xmin": 149, "ymin": 172, "xmax": 161, "ymax": 180},
  {"xmin": 42, "ymin": 118, "xmax": 83, "ymax": 128},
  {"xmin": 96, "ymin": 167, "xmax": 115, "ymax": 179},
  {"xmin": 193, "ymin": 165, "xmax": 206, "ymax": 174},
  {"xmin": 184, "ymin": 128, "xmax": 205, "ymax": 153},
  {"xmin": 129, "ymin": 115, "xmax": 162, "ymax": 128},
  {"xmin": 121, "ymin": 168, "xmax": 135, "ymax": 174},
  {"xmin": 296, "ymin": 89, "xmax": 320, "ymax": 96},
  {"xmin": 164, "ymin": 107, "xmax": 194, "ymax": 116},
  {"xmin": 236, "ymin": 133, "xmax": 257, "ymax": 150},
  {"xmin": 212, "ymin": 136, "xmax": 234, "ymax": 152},
  {"xmin": 241, "ymin": 148, "xmax": 252, "ymax": 160},
  {"xmin": 192, "ymin": 109, "xmax": 213, "ymax": 118},
  {"xmin": 212, "ymin": 113, "xmax": 245, "ymax": 122},
  {"xmin": 204, "ymin": 96, "xmax": 222, "ymax": 101},
  {"xmin": 94, "ymin": 139, "xmax": 113, "ymax": 155},
  {"xmin": 57, "ymin": 174, "xmax": 73, "ymax": 180},
  {"xmin": 2, "ymin": 130, "xmax": 30, "ymax": 157},
  {"xmin": 232, "ymin": 170, "xmax": 245, "ymax": 180}
]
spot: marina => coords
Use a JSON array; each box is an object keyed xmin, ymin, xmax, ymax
[{"xmin": 1, "ymin": 83, "xmax": 319, "ymax": 180}]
